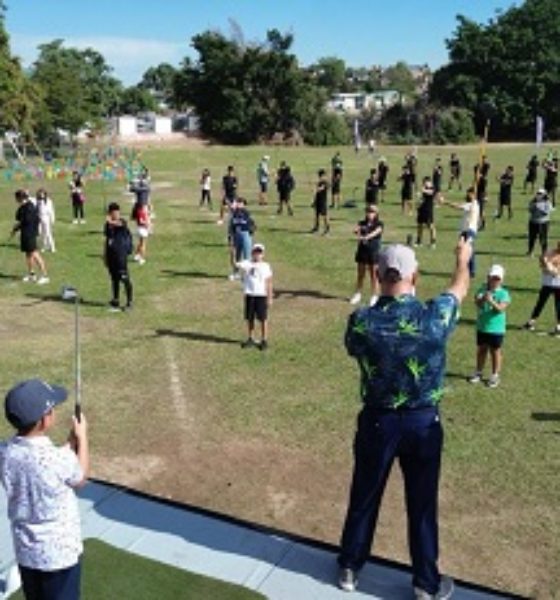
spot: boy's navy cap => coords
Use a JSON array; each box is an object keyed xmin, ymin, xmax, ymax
[{"xmin": 5, "ymin": 379, "xmax": 67, "ymax": 429}]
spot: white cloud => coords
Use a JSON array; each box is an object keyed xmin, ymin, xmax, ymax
[{"xmin": 10, "ymin": 33, "xmax": 188, "ymax": 85}]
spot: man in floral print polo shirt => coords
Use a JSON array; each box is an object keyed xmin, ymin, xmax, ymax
[
  {"xmin": 337, "ymin": 241, "xmax": 471, "ymax": 599},
  {"xmin": 0, "ymin": 379, "xmax": 89, "ymax": 600}
]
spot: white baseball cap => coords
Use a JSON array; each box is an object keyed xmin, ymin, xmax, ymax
[
  {"xmin": 488, "ymin": 264, "xmax": 505, "ymax": 280},
  {"xmin": 252, "ymin": 243, "xmax": 265, "ymax": 253}
]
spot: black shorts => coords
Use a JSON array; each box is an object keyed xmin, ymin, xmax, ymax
[
  {"xmin": 476, "ymin": 331, "xmax": 504, "ymax": 349},
  {"xmin": 315, "ymin": 200, "xmax": 328, "ymax": 216},
  {"xmin": 245, "ymin": 295, "xmax": 268, "ymax": 322},
  {"xmin": 20, "ymin": 235, "xmax": 37, "ymax": 254},
  {"xmin": 259, "ymin": 181, "xmax": 268, "ymax": 193},
  {"xmin": 279, "ymin": 192, "xmax": 291, "ymax": 202},
  {"xmin": 355, "ymin": 245, "xmax": 379, "ymax": 265},
  {"xmin": 332, "ymin": 181, "xmax": 341, "ymax": 194},
  {"xmin": 417, "ymin": 208, "xmax": 434, "ymax": 225}
]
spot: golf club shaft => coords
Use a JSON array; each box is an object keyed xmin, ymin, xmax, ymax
[{"xmin": 74, "ymin": 296, "xmax": 81, "ymax": 421}]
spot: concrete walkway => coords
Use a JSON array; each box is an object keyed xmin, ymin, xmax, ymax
[{"xmin": 0, "ymin": 479, "xmax": 522, "ymax": 599}]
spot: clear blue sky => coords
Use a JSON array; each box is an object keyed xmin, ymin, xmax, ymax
[{"xmin": 5, "ymin": 0, "xmax": 519, "ymax": 85}]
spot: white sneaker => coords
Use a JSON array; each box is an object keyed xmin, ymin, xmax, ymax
[
  {"xmin": 414, "ymin": 575, "xmax": 454, "ymax": 600},
  {"xmin": 338, "ymin": 568, "xmax": 358, "ymax": 592},
  {"xmin": 228, "ymin": 272, "xmax": 239, "ymax": 281},
  {"xmin": 37, "ymin": 276, "xmax": 50, "ymax": 285},
  {"xmin": 133, "ymin": 254, "xmax": 141, "ymax": 262},
  {"xmin": 369, "ymin": 295, "xmax": 379, "ymax": 306},
  {"xmin": 217, "ymin": 219, "xmax": 224, "ymax": 225},
  {"xmin": 138, "ymin": 257, "xmax": 146, "ymax": 265},
  {"xmin": 22, "ymin": 274, "xmax": 37, "ymax": 282},
  {"xmin": 72, "ymin": 219, "xmax": 78, "ymax": 224},
  {"xmin": 468, "ymin": 372, "xmax": 481, "ymax": 384},
  {"xmin": 487, "ymin": 374, "xmax": 500, "ymax": 388},
  {"xmin": 349, "ymin": 292, "xmax": 362, "ymax": 305}
]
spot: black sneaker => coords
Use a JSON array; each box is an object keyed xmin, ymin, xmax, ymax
[
  {"xmin": 241, "ymin": 338, "xmax": 255, "ymax": 349},
  {"xmin": 523, "ymin": 320, "xmax": 536, "ymax": 331},
  {"xmin": 309, "ymin": 227, "xmax": 319, "ymax": 234},
  {"xmin": 259, "ymin": 340, "xmax": 268, "ymax": 351},
  {"xmin": 338, "ymin": 567, "xmax": 357, "ymax": 592},
  {"xmin": 323, "ymin": 225, "xmax": 331, "ymax": 235}
]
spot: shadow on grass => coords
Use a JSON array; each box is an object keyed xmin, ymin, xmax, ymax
[
  {"xmin": 155, "ymin": 328, "xmax": 239, "ymax": 345},
  {"xmin": 531, "ymin": 412, "xmax": 560, "ymax": 422},
  {"xmin": 274, "ymin": 287, "xmax": 344, "ymax": 301},
  {"xmin": 264, "ymin": 226, "xmax": 312, "ymax": 235},
  {"xmin": 445, "ymin": 371, "xmax": 469, "ymax": 381},
  {"xmin": 0, "ymin": 272, "xmax": 19, "ymax": 281},
  {"xmin": 23, "ymin": 293, "xmax": 108, "ymax": 308},
  {"xmin": 476, "ymin": 249, "xmax": 525, "ymax": 258},
  {"xmin": 160, "ymin": 269, "xmax": 225, "ymax": 280}
]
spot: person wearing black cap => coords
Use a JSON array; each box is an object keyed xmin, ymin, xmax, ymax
[
  {"xmin": 337, "ymin": 239, "xmax": 471, "ymax": 598},
  {"xmin": 0, "ymin": 379, "xmax": 89, "ymax": 600},
  {"xmin": 104, "ymin": 202, "xmax": 134, "ymax": 311}
]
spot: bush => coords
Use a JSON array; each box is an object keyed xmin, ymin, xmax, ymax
[
  {"xmin": 432, "ymin": 107, "xmax": 476, "ymax": 144},
  {"xmin": 304, "ymin": 112, "xmax": 351, "ymax": 146}
]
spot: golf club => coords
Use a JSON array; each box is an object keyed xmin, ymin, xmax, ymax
[{"xmin": 61, "ymin": 285, "xmax": 81, "ymax": 421}]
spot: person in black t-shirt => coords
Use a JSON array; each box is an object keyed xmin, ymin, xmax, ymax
[
  {"xmin": 311, "ymin": 169, "xmax": 330, "ymax": 234},
  {"xmin": 495, "ymin": 166, "xmax": 514, "ymax": 220},
  {"xmin": 399, "ymin": 165, "xmax": 414, "ymax": 215},
  {"xmin": 543, "ymin": 156, "xmax": 558, "ymax": 207},
  {"xmin": 364, "ymin": 169, "xmax": 380, "ymax": 205},
  {"xmin": 377, "ymin": 157, "xmax": 389, "ymax": 202},
  {"xmin": 416, "ymin": 177, "xmax": 437, "ymax": 248},
  {"xmin": 218, "ymin": 165, "xmax": 238, "ymax": 224},
  {"xmin": 474, "ymin": 157, "xmax": 490, "ymax": 230},
  {"xmin": 349, "ymin": 204, "xmax": 384, "ymax": 307},
  {"xmin": 432, "ymin": 157, "xmax": 443, "ymax": 198},
  {"xmin": 10, "ymin": 189, "xmax": 49, "ymax": 284},
  {"xmin": 523, "ymin": 154, "xmax": 539, "ymax": 194},
  {"xmin": 276, "ymin": 162, "xmax": 295, "ymax": 216},
  {"xmin": 448, "ymin": 153, "xmax": 462, "ymax": 190},
  {"xmin": 104, "ymin": 202, "xmax": 133, "ymax": 311}
]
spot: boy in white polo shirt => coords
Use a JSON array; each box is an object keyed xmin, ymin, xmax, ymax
[
  {"xmin": 236, "ymin": 243, "xmax": 273, "ymax": 350},
  {"xmin": 0, "ymin": 379, "xmax": 89, "ymax": 599}
]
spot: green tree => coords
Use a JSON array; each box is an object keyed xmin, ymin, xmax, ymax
[
  {"xmin": 430, "ymin": 0, "xmax": 560, "ymax": 138},
  {"xmin": 139, "ymin": 63, "xmax": 177, "ymax": 106},
  {"xmin": 0, "ymin": 4, "xmax": 43, "ymax": 143},
  {"xmin": 383, "ymin": 61, "xmax": 416, "ymax": 98},
  {"xmin": 308, "ymin": 56, "xmax": 347, "ymax": 94},
  {"xmin": 119, "ymin": 86, "xmax": 158, "ymax": 115},
  {"xmin": 31, "ymin": 40, "xmax": 122, "ymax": 136},
  {"xmin": 174, "ymin": 28, "xmax": 328, "ymax": 144}
]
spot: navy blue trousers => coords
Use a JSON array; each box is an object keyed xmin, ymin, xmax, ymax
[
  {"xmin": 338, "ymin": 406, "xmax": 443, "ymax": 594},
  {"xmin": 19, "ymin": 562, "xmax": 81, "ymax": 600}
]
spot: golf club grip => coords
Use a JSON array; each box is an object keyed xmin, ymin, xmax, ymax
[{"xmin": 75, "ymin": 403, "xmax": 81, "ymax": 422}]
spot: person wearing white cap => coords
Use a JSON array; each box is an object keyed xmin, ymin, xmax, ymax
[
  {"xmin": 236, "ymin": 243, "xmax": 273, "ymax": 350},
  {"xmin": 338, "ymin": 239, "xmax": 472, "ymax": 598},
  {"xmin": 468, "ymin": 264, "xmax": 511, "ymax": 387}
]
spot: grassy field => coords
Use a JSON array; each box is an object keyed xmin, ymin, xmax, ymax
[{"xmin": 0, "ymin": 141, "xmax": 558, "ymax": 598}]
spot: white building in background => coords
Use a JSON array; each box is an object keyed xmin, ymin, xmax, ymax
[
  {"xmin": 116, "ymin": 116, "xmax": 138, "ymax": 137},
  {"xmin": 326, "ymin": 90, "xmax": 401, "ymax": 115}
]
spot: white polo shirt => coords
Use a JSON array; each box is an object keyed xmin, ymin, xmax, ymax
[{"xmin": 0, "ymin": 436, "xmax": 83, "ymax": 570}]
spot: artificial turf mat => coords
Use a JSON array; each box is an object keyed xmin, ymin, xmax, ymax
[{"xmin": 12, "ymin": 538, "xmax": 266, "ymax": 599}]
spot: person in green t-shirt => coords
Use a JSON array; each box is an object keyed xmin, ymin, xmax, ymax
[{"xmin": 468, "ymin": 264, "xmax": 511, "ymax": 388}]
